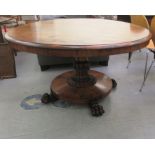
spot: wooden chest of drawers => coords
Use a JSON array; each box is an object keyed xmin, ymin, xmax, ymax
[{"xmin": 0, "ymin": 43, "xmax": 16, "ymax": 79}]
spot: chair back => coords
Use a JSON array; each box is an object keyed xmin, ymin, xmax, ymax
[
  {"xmin": 130, "ymin": 15, "xmax": 150, "ymax": 29},
  {"xmin": 150, "ymin": 16, "xmax": 155, "ymax": 45}
]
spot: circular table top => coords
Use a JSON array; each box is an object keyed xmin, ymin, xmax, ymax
[{"xmin": 5, "ymin": 18, "xmax": 151, "ymax": 57}]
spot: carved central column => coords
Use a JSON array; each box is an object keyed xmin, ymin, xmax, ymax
[{"xmin": 67, "ymin": 58, "xmax": 96, "ymax": 87}]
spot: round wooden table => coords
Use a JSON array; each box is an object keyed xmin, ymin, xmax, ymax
[{"xmin": 5, "ymin": 19, "xmax": 151, "ymax": 116}]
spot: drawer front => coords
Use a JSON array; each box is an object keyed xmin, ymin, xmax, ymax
[
  {"xmin": 0, "ymin": 44, "xmax": 16, "ymax": 78},
  {"xmin": 0, "ymin": 44, "xmax": 10, "ymax": 56}
]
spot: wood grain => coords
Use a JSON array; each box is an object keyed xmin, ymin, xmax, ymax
[
  {"xmin": 5, "ymin": 18, "xmax": 151, "ymax": 57},
  {"xmin": 51, "ymin": 70, "xmax": 112, "ymax": 104},
  {"xmin": 4, "ymin": 18, "xmax": 152, "ymax": 109}
]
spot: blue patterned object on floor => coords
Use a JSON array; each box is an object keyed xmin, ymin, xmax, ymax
[{"xmin": 21, "ymin": 94, "xmax": 43, "ymax": 110}]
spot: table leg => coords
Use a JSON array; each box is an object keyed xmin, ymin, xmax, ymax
[
  {"xmin": 41, "ymin": 91, "xmax": 58, "ymax": 104},
  {"xmin": 41, "ymin": 58, "xmax": 117, "ymax": 116}
]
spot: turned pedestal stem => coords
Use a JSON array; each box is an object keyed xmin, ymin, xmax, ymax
[{"xmin": 68, "ymin": 58, "xmax": 96, "ymax": 87}]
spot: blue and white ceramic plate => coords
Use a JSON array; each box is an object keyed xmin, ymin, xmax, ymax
[
  {"xmin": 21, "ymin": 94, "xmax": 71, "ymax": 110},
  {"xmin": 21, "ymin": 94, "xmax": 43, "ymax": 110}
]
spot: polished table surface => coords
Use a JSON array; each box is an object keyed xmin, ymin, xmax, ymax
[
  {"xmin": 5, "ymin": 19, "xmax": 151, "ymax": 116},
  {"xmin": 5, "ymin": 19, "xmax": 151, "ymax": 56}
]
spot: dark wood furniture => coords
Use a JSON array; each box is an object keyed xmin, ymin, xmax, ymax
[
  {"xmin": 0, "ymin": 17, "xmax": 16, "ymax": 79},
  {"xmin": 5, "ymin": 19, "xmax": 151, "ymax": 116},
  {"xmin": 117, "ymin": 15, "xmax": 131, "ymax": 23}
]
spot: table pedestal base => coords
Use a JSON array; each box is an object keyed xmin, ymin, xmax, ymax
[
  {"xmin": 41, "ymin": 58, "xmax": 117, "ymax": 117},
  {"xmin": 51, "ymin": 70, "xmax": 112, "ymax": 104}
]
